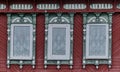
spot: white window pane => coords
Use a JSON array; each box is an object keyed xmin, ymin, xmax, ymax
[
  {"xmin": 86, "ymin": 24, "xmax": 109, "ymax": 59},
  {"xmin": 52, "ymin": 28, "xmax": 66, "ymax": 55},
  {"xmin": 10, "ymin": 24, "xmax": 33, "ymax": 60},
  {"xmin": 47, "ymin": 24, "xmax": 70, "ymax": 60},
  {"xmin": 13, "ymin": 26, "xmax": 30, "ymax": 57}
]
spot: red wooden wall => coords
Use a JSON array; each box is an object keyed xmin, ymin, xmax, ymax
[{"xmin": 0, "ymin": 13, "xmax": 120, "ymax": 72}]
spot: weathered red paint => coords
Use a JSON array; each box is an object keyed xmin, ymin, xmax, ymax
[
  {"xmin": 0, "ymin": 0, "xmax": 120, "ymax": 72},
  {"xmin": 0, "ymin": 13, "xmax": 119, "ymax": 72}
]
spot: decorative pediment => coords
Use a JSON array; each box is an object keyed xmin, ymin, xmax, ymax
[
  {"xmin": 47, "ymin": 13, "xmax": 71, "ymax": 24},
  {"xmin": 82, "ymin": 12, "xmax": 113, "ymax": 69},
  {"xmin": 85, "ymin": 13, "xmax": 111, "ymax": 24},
  {"xmin": 10, "ymin": 14, "xmax": 33, "ymax": 24}
]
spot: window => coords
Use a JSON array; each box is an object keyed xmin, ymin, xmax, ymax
[
  {"xmin": 10, "ymin": 24, "xmax": 33, "ymax": 60},
  {"xmin": 86, "ymin": 24, "xmax": 109, "ymax": 59},
  {"xmin": 44, "ymin": 13, "xmax": 74, "ymax": 69},
  {"xmin": 47, "ymin": 24, "xmax": 70, "ymax": 60},
  {"xmin": 7, "ymin": 14, "xmax": 36, "ymax": 69},
  {"xmin": 82, "ymin": 13, "xmax": 113, "ymax": 69}
]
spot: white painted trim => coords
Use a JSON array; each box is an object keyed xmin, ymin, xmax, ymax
[
  {"xmin": 37, "ymin": 4, "xmax": 60, "ymax": 10},
  {"xmin": 47, "ymin": 24, "xmax": 70, "ymax": 60},
  {"xmin": 0, "ymin": 4, "xmax": 6, "ymax": 9},
  {"xmin": 88, "ymin": 17, "xmax": 96, "ymax": 23},
  {"xmin": 10, "ymin": 4, "xmax": 33, "ymax": 10},
  {"xmin": 61, "ymin": 17, "xmax": 70, "ymax": 23},
  {"xmin": 49, "ymin": 17, "xmax": 70, "ymax": 23},
  {"xmin": 86, "ymin": 24, "xmax": 109, "ymax": 59},
  {"xmin": 90, "ymin": 4, "xmax": 113, "ymax": 9},
  {"xmin": 64, "ymin": 4, "xmax": 86, "ymax": 9},
  {"xmin": 117, "ymin": 4, "xmax": 120, "ymax": 9},
  {"xmin": 88, "ymin": 17, "xmax": 108, "ymax": 23},
  {"xmin": 99, "ymin": 17, "xmax": 108, "ymax": 22},
  {"xmin": 23, "ymin": 17, "xmax": 32, "ymax": 23},
  {"xmin": 12, "ymin": 17, "xmax": 20, "ymax": 23},
  {"xmin": 10, "ymin": 24, "xmax": 33, "ymax": 60},
  {"xmin": 49, "ymin": 17, "xmax": 58, "ymax": 23}
]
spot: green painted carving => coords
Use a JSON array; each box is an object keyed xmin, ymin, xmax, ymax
[
  {"xmin": 44, "ymin": 13, "xmax": 74, "ymax": 69},
  {"xmin": 7, "ymin": 13, "xmax": 36, "ymax": 69},
  {"xmin": 82, "ymin": 12, "xmax": 113, "ymax": 69}
]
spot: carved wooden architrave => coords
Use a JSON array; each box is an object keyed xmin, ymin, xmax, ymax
[
  {"xmin": 44, "ymin": 13, "xmax": 74, "ymax": 69},
  {"xmin": 82, "ymin": 12, "xmax": 113, "ymax": 69},
  {"xmin": 7, "ymin": 13, "xmax": 36, "ymax": 69}
]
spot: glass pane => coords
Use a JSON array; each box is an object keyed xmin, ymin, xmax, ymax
[
  {"xmin": 13, "ymin": 26, "xmax": 30, "ymax": 57},
  {"xmin": 88, "ymin": 25, "xmax": 107, "ymax": 56},
  {"xmin": 52, "ymin": 28, "xmax": 66, "ymax": 55}
]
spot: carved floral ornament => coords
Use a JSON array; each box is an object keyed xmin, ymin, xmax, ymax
[{"xmin": 0, "ymin": 3, "xmax": 119, "ymax": 10}]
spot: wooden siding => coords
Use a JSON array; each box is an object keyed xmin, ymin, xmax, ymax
[{"xmin": 0, "ymin": 13, "xmax": 120, "ymax": 72}]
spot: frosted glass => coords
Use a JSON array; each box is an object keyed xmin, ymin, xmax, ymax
[
  {"xmin": 52, "ymin": 28, "xmax": 66, "ymax": 55},
  {"xmin": 88, "ymin": 25, "xmax": 107, "ymax": 56},
  {"xmin": 13, "ymin": 26, "xmax": 30, "ymax": 57}
]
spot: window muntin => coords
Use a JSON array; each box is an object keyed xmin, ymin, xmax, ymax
[{"xmin": 44, "ymin": 13, "xmax": 74, "ymax": 69}]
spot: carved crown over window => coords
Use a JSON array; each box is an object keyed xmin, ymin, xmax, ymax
[
  {"xmin": 48, "ymin": 13, "xmax": 70, "ymax": 24},
  {"xmin": 11, "ymin": 14, "xmax": 33, "ymax": 24},
  {"xmin": 86, "ymin": 13, "xmax": 110, "ymax": 24},
  {"xmin": 82, "ymin": 12, "xmax": 113, "ymax": 69}
]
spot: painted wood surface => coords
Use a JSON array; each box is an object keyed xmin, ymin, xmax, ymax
[
  {"xmin": 0, "ymin": 13, "xmax": 120, "ymax": 72},
  {"xmin": 0, "ymin": 0, "xmax": 119, "ymax": 13}
]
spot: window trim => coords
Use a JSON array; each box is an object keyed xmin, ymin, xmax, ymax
[
  {"xmin": 82, "ymin": 13, "xmax": 113, "ymax": 69},
  {"xmin": 7, "ymin": 13, "xmax": 36, "ymax": 69}
]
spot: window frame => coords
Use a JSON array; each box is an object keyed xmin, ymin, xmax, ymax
[
  {"xmin": 82, "ymin": 13, "xmax": 113, "ymax": 69},
  {"xmin": 47, "ymin": 24, "xmax": 70, "ymax": 60},
  {"xmin": 10, "ymin": 24, "xmax": 33, "ymax": 60},
  {"xmin": 86, "ymin": 24, "xmax": 109, "ymax": 59},
  {"xmin": 44, "ymin": 13, "xmax": 74, "ymax": 69},
  {"xmin": 7, "ymin": 13, "xmax": 36, "ymax": 69}
]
